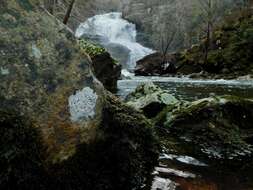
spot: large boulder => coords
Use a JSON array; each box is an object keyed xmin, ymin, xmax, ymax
[
  {"xmin": 155, "ymin": 96, "xmax": 253, "ymax": 164},
  {"xmin": 78, "ymin": 39, "xmax": 121, "ymax": 92},
  {"xmin": 126, "ymin": 82, "xmax": 179, "ymax": 118},
  {"xmin": 135, "ymin": 52, "xmax": 177, "ymax": 76},
  {"xmin": 0, "ymin": 0, "xmax": 104, "ymax": 164},
  {"xmin": 91, "ymin": 52, "xmax": 121, "ymax": 92},
  {"xmin": 0, "ymin": 1, "xmax": 158, "ymax": 189}
]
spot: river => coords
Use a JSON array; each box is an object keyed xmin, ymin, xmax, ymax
[
  {"xmin": 117, "ymin": 76, "xmax": 253, "ymax": 101},
  {"xmin": 76, "ymin": 12, "xmax": 253, "ymax": 190}
]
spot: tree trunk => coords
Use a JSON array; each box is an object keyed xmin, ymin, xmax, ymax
[
  {"xmin": 204, "ymin": 22, "xmax": 211, "ymax": 64},
  {"xmin": 63, "ymin": 0, "xmax": 76, "ymax": 25}
]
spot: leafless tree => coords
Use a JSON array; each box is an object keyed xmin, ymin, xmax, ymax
[
  {"xmin": 198, "ymin": 0, "xmax": 220, "ymax": 64},
  {"xmin": 157, "ymin": 7, "xmax": 184, "ymax": 64},
  {"xmin": 63, "ymin": 0, "xmax": 76, "ymax": 24},
  {"xmin": 158, "ymin": 26, "xmax": 177, "ymax": 64}
]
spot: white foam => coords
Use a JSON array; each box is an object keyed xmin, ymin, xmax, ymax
[
  {"xmin": 118, "ymin": 76, "xmax": 253, "ymax": 86},
  {"xmin": 75, "ymin": 12, "xmax": 154, "ymax": 70}
]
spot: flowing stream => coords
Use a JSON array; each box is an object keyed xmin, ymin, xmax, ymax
[
  {"xmin": 76, "ymin": 12, "xmax": 253, "ymax": 190},
  {"xmin": 117, "ymin": 76, "xmax": 253, "ymax": 101}
]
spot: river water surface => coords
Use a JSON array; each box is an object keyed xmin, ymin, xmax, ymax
[
  {"xmin": 117, "ymin": 76, "xmax": 253, "ymax": 190},
  {"xmin": 117, "ymin": 76, "xmax": 253, "ymax": 101}
]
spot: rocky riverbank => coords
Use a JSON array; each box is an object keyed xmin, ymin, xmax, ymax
[
  {"xmin": 135, "ymin": 10, "xmax": 253, "ymax": 79},
  {"xmin": 126, "ymin": 83, "xmax": 253, "ymax": 165}
]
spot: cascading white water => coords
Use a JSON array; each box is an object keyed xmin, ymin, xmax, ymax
[{"xmin": 75, "ymin": 12, "xmax": 154, "ymax": 71}]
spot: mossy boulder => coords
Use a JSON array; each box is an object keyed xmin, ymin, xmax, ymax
[
  {"xmin": 155, "ymin": 96, "xmax": 253, "ymax": 164},
  {"xmin": 126, "ymin": 83, "xmax": 179, "ymax": 118},
  {"xmin": 78, "ymin": 39, "xmax": 106, "ymax": 57},
  {"xmin": 52, "ymin": 93, "xmax": 159, "ymax": 190},
  {"xmin": 1, "ymin": 0, "xmax": 105, "ymax": 164},
  {"xmin": 0, "ymin": 1, "xmax": 158, "ymax": 189},
  {"xmin": 78, "ymin": 39, "xmax": 121, "ymax": 92},
  {"xmin": 0, "ymin": 95, "xmax": 159, "ymax": 190}
]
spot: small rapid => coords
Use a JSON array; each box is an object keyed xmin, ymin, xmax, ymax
[
  {"xmin": 75, "ymin": 12, "xmax": 154, "ymax": 71},
  {"xmin": 117, "ymin": 76, "xmax": 253, "ymax": 101}
]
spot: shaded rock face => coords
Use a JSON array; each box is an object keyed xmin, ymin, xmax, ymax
[
  {"xmin": 0, "ymin": 109, "xmax": 47, "ymax": 189},
  {"xmin": 52, "ymin": 94, "xmax": 159, "ymax": 190},
  {"xmin": 134, "ymin": 51, "xmax": 203, "ymax": 76},
  {"xmin": 91, "ymin": 52, "xmax": 121, "ymax": 92},
  {"xmin": 0, "ymin": 95, "xmax": 159, "ymax": 190},
  {"xmin": 0, "ymin": 1, "xmax": 159, "ymax": 189},
  {"xmin": 156, "ymin": 96, "xmax": 253, "ymax": 164},
  {"xmin": 126, "ymin": 83, "xmax": 179, "ymax": 118}
]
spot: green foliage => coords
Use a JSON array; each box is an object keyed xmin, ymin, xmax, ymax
[
  {"xmin": 78, "ymin": 39, "xmax": 119, "ymax": 65},
  {"xmin": 78, "ymin": 39, "xmax": 106, "ymax": 57}
]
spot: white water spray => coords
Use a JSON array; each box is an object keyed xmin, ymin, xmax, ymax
[{"xmin": 75, "ymin": 12, "xmax": 154, "ymax": 71}]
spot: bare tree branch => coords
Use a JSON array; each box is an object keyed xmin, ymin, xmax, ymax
[{"xmin": 63, "ymin": 0, "xmax": 76, "ymax": 25}]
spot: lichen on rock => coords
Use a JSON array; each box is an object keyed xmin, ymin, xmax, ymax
[{"xmin": 69, "ymin": 87, "xmax": 98, "ymax": 122}]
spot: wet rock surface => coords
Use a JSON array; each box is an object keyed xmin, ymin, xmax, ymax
[
  {"xmin": 126, "ymin": 82, "xmax": 179, "ymax": 118},
  {"xmin": 155, "ymin": 96, "xmax": 253, "ymax": 163},
  {"xmin": 148, "ymin": 94, "xmax": 253, "ymax": 190},
  {"xmin": 126, "ymin": 83, "xmax": 253, "ymax": 164}
]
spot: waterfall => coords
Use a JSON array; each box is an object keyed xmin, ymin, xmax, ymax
[{"xmin": 75, "ymin": 12, "xmax": 154, "ymax": 72}]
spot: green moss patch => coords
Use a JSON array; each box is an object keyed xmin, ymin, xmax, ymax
[{"xmin": 78, "ymin": 39, "xmax": 106, "ymax": 57}]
